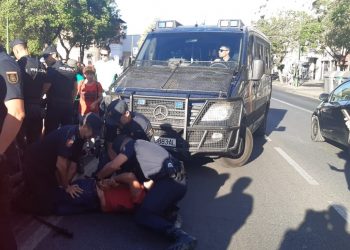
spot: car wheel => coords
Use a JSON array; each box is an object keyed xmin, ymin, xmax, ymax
[
  {"xmin": 220, "ymin": 127, "xmax": 253, "ymax": 167},
  {"xmin": 255, "ymin": 103, "xmax": 270, "ymax": 136},
  {"xmin": 311, "ymin": 115, "xmax": 325, "ymax": 142}
]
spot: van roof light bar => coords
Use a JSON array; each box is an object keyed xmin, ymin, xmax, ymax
[
  {"xmin": 218, "ymin": 19, "xmax": 244, "ymax": 28},
  {"xmin": 156, "ymin": 20, "xmax": 182, "ymax": 29}
]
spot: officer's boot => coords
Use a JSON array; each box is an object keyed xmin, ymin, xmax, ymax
[{"xmin": 166, "ymin": 227, "xmax": 197, "ymax": 250}]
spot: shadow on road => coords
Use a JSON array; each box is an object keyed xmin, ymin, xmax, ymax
[
  {"xmin": 244, "ymin": 107, "xmax": 287, "ymax": 164},
  {"xmin": 247, "ymin": 134, "xmax": 268, "ymax": 164},
  {"xmin": 266, "ymin": 108, "xmax": 287, "ymax": 135},
  {"xmin": 184, "ymin": 160, "xmax": 253, "ymax": 249},
  {"xmin": 329, "ymin": 150, "xmax": 350, "ymax": 191},
  {"xmin": 279, "ymin": 205, "xmax": 350, "ymax": 250}
]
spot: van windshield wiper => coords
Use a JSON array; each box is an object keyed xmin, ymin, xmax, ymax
[{"xmin": 161, "ymin": 59, "xmax": 183, "ymax": 89}]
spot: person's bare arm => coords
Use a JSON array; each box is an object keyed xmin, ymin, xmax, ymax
[
  {"xmin": 112, "ymin": 172, "xmax": 143, "ymax": 198},
  {"xmin": 0, "ymin": 99, "xmax": 25, "ymax": 154},
  {"xmin": 107, "ymin": 142, "xmax": 117, "ymax": 160},
  {"xmin": 56, "ymin": 156, "xmax": 82, "ymax": 198},
  {"xmin": 56, "ymin": 156, "xmax": 70, "ymax": 188},
  {"xmin": 67, "ymin": 161, "xmax": 78, "ymax": 183},
  {"xmin": 96, "ymin": 153, "xmax": 128, "ymax": 179}
]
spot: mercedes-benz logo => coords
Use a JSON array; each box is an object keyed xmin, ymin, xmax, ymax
[{"xmin": 153, "ymin": 105, "xmax": 168, "ymax": 120}]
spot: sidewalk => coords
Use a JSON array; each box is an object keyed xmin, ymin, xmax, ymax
[{"xmin": 272, "ymin": 79, "xmax": 325, "ymax": 100}]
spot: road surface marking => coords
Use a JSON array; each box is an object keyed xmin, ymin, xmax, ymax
[
  {"xmin": 272, "ymin": 98, "xmax": 313, "ymax": 114},
  {"xmin": 19, "ymin": 216, "xmax": 63, "ymax": 250},
  {"xmin": 264, "ymin": 135, "xmax": 272, "ymax": 142},
  {"xmin": 328, "ymin": 201, "xmax": 349, "ymax": 223},
  {"xmin": 274, "ymin": 147, "xmax": 319, "ymax": 185}
]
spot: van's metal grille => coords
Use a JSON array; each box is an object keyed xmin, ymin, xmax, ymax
[
  {"xmin": 186, "ymin": 130, "xmax": 231, "ymax": 150},
  {"xmin": 152, "ymin": 128, "xmax": 233, "ymax": 150},
  {"xmin": 132, "ymin": 97, "xmax": 186, "ymax": 126},
  {"xmin": 130, "ymin": 96, "xmax": 241, "ymax": 151}
]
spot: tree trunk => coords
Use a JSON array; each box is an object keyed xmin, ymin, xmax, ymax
[
  {"xmin": 58, "ymin": 34, "xmax": 71, "ymax": 61},
  {"xmin": 79, "ymin": 44, "xmax": 85, "ymax": 64},
  {"xmin": 278, "ymin": 69, "xmax": 284, "ymax": 84}
]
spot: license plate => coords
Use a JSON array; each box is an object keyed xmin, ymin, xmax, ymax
[{"xmin": 154, "ymin": 136, "xmax": 176, "ymax": 147}]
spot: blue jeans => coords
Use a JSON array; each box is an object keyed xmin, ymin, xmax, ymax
[
  {"xmin": 134, "ymin": 176, "xmax": 187, "ymax": 234},
  {"xmin": 54, "ymin": 179, "xmax": 100, "ymax": 215}
]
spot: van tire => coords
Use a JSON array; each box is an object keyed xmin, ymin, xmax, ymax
[
  {"xmin": 221, "ymin": 127, "xmax": 253, "ymax": 167},
  {"xmin": 255, "ymin": 104, "xmax": 269, "ymax": 136}
]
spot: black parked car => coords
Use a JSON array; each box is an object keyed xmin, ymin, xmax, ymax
[{"xmin": 311, "ymin": 80, "xmax": 350, "ymax": 147}]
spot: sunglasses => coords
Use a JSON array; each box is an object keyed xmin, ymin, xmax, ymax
[{"xmin": 219, "ymin": 49, "xmax": 228, "ymax": 52}]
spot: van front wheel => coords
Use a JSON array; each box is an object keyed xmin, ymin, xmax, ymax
[{"xmin": 220, "ymin": 127, "xmax": 253, "ymax": 167}]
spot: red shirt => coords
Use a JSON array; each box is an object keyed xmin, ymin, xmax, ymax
[
  {"xmin": 77, "ymin": 81, "xmax": 103, "ymax": 115},
  {"xmin": 103, "ymin": 185, "xmax": 145, "ymax": 213}
]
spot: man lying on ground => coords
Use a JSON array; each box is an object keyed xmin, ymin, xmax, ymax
[{"xmin": 54, "ymin": 173, "xmax": 146, "ymax": 215}]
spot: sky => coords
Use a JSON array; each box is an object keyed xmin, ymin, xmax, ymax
[{"xmin": 115, "ymin": 0, "xmax": 314, "ymax": 35}]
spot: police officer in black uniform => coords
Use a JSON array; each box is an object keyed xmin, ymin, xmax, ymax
[
  {"xmin": 96, "ymin": 135, "xmax": 197, "ymax": 250},
  {"xmin": 42, "ymin": 45, "xmax": 77, "ymax": 135},
  {"xmin": 10, "ymin": 39, "xmax": 50, "ymax": 144},
  {"xmin": 94, "ymin": 99, "xmax": 153, "ymax": 175},
  {"xmin": 0, "ymin": 43, "xmax": 25, "ymax": 250},
  {"xmin": 15, "ymin": 113, "xmax": 102, "ymax": 215},
  {"xmin": 105, "ymin": 99, "xmax": 153, "ymax": 157}
]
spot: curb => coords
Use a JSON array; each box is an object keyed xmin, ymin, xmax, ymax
[{"xmin": 272, "ymin": 81, "xmax": 324, "ymax": 100}]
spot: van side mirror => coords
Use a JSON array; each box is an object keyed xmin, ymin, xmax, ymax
[
  {"xmin": 250, "ymin": 59, "xmax": 264, "ymax": 81},
  {"xmin": 123, "ymin": 56, "xmax": 135, "ymax": 70},
  {"xmin": 319, "ymin": 93, "xmax": 329, "ymax": 102}
]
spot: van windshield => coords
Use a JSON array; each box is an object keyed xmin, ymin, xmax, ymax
[{"xmin": 136, "ymin": 32, "xmax": 242, "ymax": 70}]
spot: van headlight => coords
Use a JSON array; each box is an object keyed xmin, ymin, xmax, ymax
[{"xmin": 201, "ymin": 103, "xmax": 233, "ymax": 122}]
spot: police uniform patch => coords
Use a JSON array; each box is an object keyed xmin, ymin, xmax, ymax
[{"xmin": 6, "ymin": 71, "xmax": 19, "ymax": 84}]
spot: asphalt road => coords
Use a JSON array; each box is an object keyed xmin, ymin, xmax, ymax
[{"xmin": 15, "ymin": 88, "xmax": 350, "ymax": 250}]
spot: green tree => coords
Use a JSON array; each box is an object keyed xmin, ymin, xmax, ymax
[
  {"xmin": 255, "ymin": 10, "xmax": 310, "ymax": 79},
  {"xmin": 0, "ymin": 0, "xmax": 124, "ymax": 58},
  {"xmin": 0, "ymin": 0, "xmax": 62, "ymax": 54},
  {"xmin": 323, "ymin": 0, "xmax": 350, "ymax": 70},
  {"xmin": 57, "ymin": 0, "xmax": 126, "ymax": 61},
  {"xmin": 309, "ymin": 0, "xmax": 350, "ymax": 70}
]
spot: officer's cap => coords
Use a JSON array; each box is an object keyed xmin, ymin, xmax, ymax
[
  {"xmin": 106, "ymin": 99, "xmax": 128, "ymax": 125},
  {"xmin": 42, "ymin": 45, "xmax": 58, "ymax": 58},
  {"xmin": 10, "ymin": 39, "xmax": 26, "ymax": 49},
  {"xmin": 81, "ymin": 112, "xmax": 103, "ymax": 136}
]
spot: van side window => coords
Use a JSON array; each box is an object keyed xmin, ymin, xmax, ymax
[{"xmin": 248, "ymin": 35, "xmax": 254, "ymax": 69}]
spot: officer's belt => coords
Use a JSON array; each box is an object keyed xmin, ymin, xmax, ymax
[{"xmin": 151, "ymin": 157, "xmax": 185, "ymax": 181}]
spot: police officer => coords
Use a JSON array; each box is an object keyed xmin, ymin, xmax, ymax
[
  {"xmin": 96, "ymin": 135, "xmax": 197, "ymax": 250},
  {"xmin": 42, "ymin": 45, "xmax": 77, "ymax": 135},
  {"xmin": 14, "ymin": 113, "xmax": 102, "ymax": 215},
  {"xmin": 0, "ymin": 43, "xmax": 25, "ymax": 250},
  {"xmin": 10, "ymin": 39, "xmax": 50, "ymax": 144},
  {"xmin": 105, "ymin": 99, "xmax": 153, "ymax": 157},
  {"xmin": 95, "ymin": 99, "xmax": 153, "ymax": 175}
]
